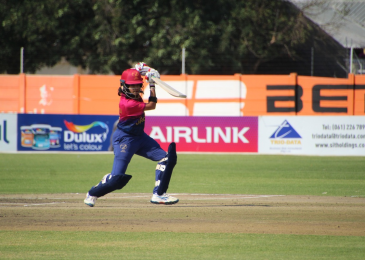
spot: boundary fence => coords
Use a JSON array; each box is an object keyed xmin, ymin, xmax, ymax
[{"xmin": 1, "ymin": 73, "xmax": 365, "ymax": 116}]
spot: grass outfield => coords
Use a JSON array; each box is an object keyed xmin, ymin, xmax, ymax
[
  {"xmin": 0, "ymin": 153, "xmax": 364, "ymax": 197},
  {"xmin": 1, "ymin": 231, "xmax": 364, "ymax": 260},
  {"xmin": 0, "ymin": 153, "xmax": 365, "ymax": 260}
]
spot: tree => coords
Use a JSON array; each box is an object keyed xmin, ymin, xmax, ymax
[
  {"xmin": 88, "ymin": 0, "xmax": 314, "ymax": 74},
  {"xmin": 0, "ymin": 0, "xmax": 94, "ymax": 74},
  {"xmin": 220, "ymin": 0, "xmax": 313, "ymax": 74},
  {"xmin": 0, "ymin": 0, "xmax": 315, "ymax": 75}
]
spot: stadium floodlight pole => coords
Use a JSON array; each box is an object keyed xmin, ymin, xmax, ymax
[
  {"xmin": 182, "ymin": 47, "xmax": 185, "ymax": 74},
  {"xmin": 350, "ymin": 47, "xmax": 354, "ymax": 74},
  {"xmin": 20, "ymin": 47, "xmax": 24, "ymax": 73},
  {"xmin": 311, "ymin": 47, "xmax": 314, "ymax": 76}
]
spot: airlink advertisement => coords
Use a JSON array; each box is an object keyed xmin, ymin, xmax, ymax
[
  {"xmin": 259, "ymin": 116, "xmax": 365, "ymax": 156},
  {"xmin": 145, "ymin": 116, "xmax": 258, "ymax": 153},
  {"xmin": 17, "ymin": 114, "xmax": 118, "ymax": 152}
]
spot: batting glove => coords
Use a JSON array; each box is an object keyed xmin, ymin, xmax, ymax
[
  {"xmin": 135, "ymin": 62, "xmax": 150, "ymax": 76},
  {"xmin": 145, "ymin": 69, "xmax": 160, "ymax": 86}
]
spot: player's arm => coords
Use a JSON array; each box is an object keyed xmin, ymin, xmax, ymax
[
  {"xmin": 145, "ymin": 86, "xmax": 157, "ymax": 111},
  {"xmin": 144, "ymin": 68, "xmax": 160, "ymax": 111}
]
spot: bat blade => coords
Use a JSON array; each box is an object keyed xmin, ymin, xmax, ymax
[{"xmin": 152, "ymin": 77, "xmax": 187, "ymax": 98}]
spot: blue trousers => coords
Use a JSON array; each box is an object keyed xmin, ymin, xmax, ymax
[{"xmin": 111, "ymin": 128, "xmax": 167, "ymax": 193}]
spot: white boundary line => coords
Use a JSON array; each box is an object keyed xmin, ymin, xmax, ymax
[
  {"xmin": 0, "ymin": 202, "xmax": 65, "ymax": 206},
  {"xmin": 109, "ymin": 194, "xmax": 285, "ymax": 200},
  {"xmin": 24, "ymin": 202, "xmax": 66, "ymax": 206}
]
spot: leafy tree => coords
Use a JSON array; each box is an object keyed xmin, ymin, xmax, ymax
[
  {"xmin": 0, "ymin": 0, "xmax": 315, "ymax": 75},
  {"xmin": 226, "ymin": 1, "xmax": 313, "ymax": 73},
  {"xmin": 0, "ymin": 0, "xmax": 94, "ymax": 74},
  {"xmin": 88, "ymin": 0, "xmax": 313, "ymax": 75},
  {"xmin": 88, "ymin": 0, "xmax": 232, "ymax": 74}
]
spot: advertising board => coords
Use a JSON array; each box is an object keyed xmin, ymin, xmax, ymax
[
  {"xmin": 259, "ymin": 116, "xmax": 365, "ymax": 156},
  {"xmin": 0, "ymin": 114, "xmax": 17, "ymax": 152},
  {"xmin": 145, "ymin": 116, "xmax": 258, "ymax": 153},
  {"xmin": 17, "ymin": 114, "xmax": 118, "ymax": 152}
]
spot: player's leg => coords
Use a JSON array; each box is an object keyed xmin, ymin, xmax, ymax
[
  {"xmin": 150, "ymin": 142, "xmax": 178, "ymax": 204},
  {"xmin": 154, "ymin": 142, "xmax": 177, "ymax": 195},
  {"xmin": 84, "ymin": 131, "xmax": 137, "ymax": 207},
  {"xmin": 84, "ymin": 173, "xmax": 132, "ymax": 207},
  {"xmin": 136, "ymin": 135, "xmax": 178, "ymax": 205}
]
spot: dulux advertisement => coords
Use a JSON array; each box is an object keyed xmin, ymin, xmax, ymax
[{"xmin": 17, "ymin": 114, "xmax": 118, "ymax": 152}]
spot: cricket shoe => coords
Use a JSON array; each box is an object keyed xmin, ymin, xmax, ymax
[
  {"xmin": 150, "ymin": 193, "xmax": 179, "ymax": 205},
  {"xmin": 84, "ymin": 192, "xmax": 97, "ymax": 207}
]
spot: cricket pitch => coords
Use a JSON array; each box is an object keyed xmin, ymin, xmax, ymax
[{"xmin": 1, "ymin": 193, "xmax": 364, "ymax": 236}]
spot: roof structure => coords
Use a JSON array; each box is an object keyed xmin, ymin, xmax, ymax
[{"xmin": 289, "ymin": 0, "xmax": 365, "ymax": 48}]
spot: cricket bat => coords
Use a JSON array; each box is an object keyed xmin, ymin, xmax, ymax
[{"xmin": 152, "ymin": 77, "xmax": 187, "ymax": 98}]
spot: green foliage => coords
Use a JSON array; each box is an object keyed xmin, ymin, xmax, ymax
[
  {"xmin": 0, "ymin": 153, "xmax": 364, "ymax": 197},
  {"xmin": 0, "ymin": 0, "xmax": 313, "ymax": 75},
  {"xmin": 0, "ymin": 0, "xmax": 95, "ymax": 74}
]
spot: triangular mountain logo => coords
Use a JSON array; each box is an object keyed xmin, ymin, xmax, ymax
[{"xmin": 269, "ymin": 120, "xmax": 301, "ymax": 139}]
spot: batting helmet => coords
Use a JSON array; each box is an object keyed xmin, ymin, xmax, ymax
[
  {"xmin": 119, "ymin": 68, "xmax": 144, "ymax": 99},
  {"xmin": 121, "ymin": 68, "xmax": 143, "ymax": 84}
]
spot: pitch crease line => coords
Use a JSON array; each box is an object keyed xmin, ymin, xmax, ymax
[{"xmin": 24, "ymin": 202, "xmax": 66, "ymax": 206}]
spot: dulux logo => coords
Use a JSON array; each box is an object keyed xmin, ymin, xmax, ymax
[{"xmin": 63, "ymin": 120, "xmax": 109, "ymax": 143}]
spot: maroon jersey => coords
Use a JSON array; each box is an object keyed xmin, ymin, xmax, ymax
[{"xmin": 117, "ymin": 94, "xmax": 146, "ymax": 135}]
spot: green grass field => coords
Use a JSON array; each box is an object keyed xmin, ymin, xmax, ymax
[
  {"xmin": 1, "ymin": 231, "xmax": 364, "ymax": 260},
  {"xmin": 1, "ymin": 153, "xmax": 364, "ymax": 260},
  {"xmin": 1, "ymin": 153, "xmax": 364, "ymax": 197}
]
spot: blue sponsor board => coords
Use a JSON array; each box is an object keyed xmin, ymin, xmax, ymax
[{"xmin": 18, "ymin": 114, "xmax": 118, "ymax": 152}]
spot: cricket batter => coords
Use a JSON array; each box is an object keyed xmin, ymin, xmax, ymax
[{"xmin": 84, "ymin": 63, "xmax": 179, "ymax": 207}]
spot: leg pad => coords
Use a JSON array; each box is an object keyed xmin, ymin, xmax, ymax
[
  {"xmin": 89, "ymin": 174, "xmax": 132, "ymax": 197},
  {"xmin": 156, "ymin": 142, "xmax": 177, "ymax": 195}
]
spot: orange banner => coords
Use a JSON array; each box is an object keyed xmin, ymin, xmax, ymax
[
  {"xmin": 0, "ymin": 74, "xmax": 22, "ymax": 113},
  {"xmin": 242, "ymin": 73, "xmax": 297, "ymax": 116},
  {"xmin": 24, "ymin": 75, "xmax": 74, "ymax": 114},
  {"xmin": 354, "ymin": 75, "xmax": 365, "ymax": 116},
  {"xmin": 1, "ymin": 73, "xmax": 364, "ymax": 116},
  {"xmin": 297, "ymin": 75, "xmax": 355, "ymax": 116},
  {"xmin": 79, "ymin": 75, "xmax": 120, "ymax": 115}
]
